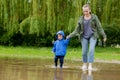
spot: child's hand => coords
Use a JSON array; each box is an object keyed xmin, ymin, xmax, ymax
[
  {"xmin": 52, "ymin": 40, "xmax": 55, "ymax": 44},
  {"xmin": 51, "ymin": 51, "xmax": 54, "ymax": 54}
]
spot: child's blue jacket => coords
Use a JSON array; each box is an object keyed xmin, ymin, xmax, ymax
[{"xmin": 52, "ymin": 31, "xmax": 70, "ymax": 56}]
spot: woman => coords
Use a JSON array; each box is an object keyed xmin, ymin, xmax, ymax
[{"xmin": 67, "ymin": 4, "xmax": 107, "ymax": 71}]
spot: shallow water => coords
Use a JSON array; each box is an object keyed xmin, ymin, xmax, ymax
[{"xmin": 0, "ymin": 59, "xmax": 120, "ymax": 80}]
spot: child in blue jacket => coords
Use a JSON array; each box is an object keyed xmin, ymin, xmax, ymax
[{"xmin": 52, "ymin": 31, "xmax": 70, "ymax": 68}]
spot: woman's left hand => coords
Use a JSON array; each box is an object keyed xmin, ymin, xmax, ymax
[{"xmin": 103, "ymin": 38, "xmax": 107, "ymax": 42}]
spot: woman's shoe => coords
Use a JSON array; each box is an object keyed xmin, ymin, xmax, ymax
[{"xmin": 82, "ymin": 63, "xmax": 87, "ymax": 71}]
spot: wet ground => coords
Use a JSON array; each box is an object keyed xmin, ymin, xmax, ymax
[{"xmin": 0, "ymin": 58, "xmax": 120, "ymax": 80}]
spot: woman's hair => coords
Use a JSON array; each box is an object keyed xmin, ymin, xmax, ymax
[{"xmin": 82, "ymin": 4, "xmax": 91, "ymax": 13}]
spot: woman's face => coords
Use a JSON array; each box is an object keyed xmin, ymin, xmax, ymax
[{"xmin": 83, "ymin": 7, "xmax": 91, "ymax": 16}]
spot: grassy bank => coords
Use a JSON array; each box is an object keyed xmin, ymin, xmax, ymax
[{"xmin": 0, "ymin": 46, "xmax": 120, "ymax": 61}]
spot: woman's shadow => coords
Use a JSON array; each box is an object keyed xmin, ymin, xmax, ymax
[{"xmin": 81, "ymin": 70, "xmax": 93, "ymax": 80}]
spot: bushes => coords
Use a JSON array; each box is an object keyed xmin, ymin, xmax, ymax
[
  {"xmin": 0, "ymin": 18, "xmax": 120, "ymax": 47},
  {"xmin": 0, "ymin": 32, "xmax": 53, "ymax": 47},
  {"xmin": 0, "ymin": 23, "xmax": 120, "ymax": 47},
  {"xmin": 103, "ymin": 22, "xmax": 120, "ymax": 46},
  {"xmin": 69, "ymin": 37, "xmax": 81, "ymax": 47}
]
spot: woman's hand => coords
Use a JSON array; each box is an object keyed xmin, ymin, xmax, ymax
[{"xmin": 103, "ymin": 38, "xmax": 107, "ymax": 42}]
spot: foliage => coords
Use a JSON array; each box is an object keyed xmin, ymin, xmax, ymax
[
  {"xmin": 103, "ymin": 21, "xmax": 120, "ymax": 45},
  {"xmin": 0, "ymin": 0, "xmax": 120, "ymax": 47}
]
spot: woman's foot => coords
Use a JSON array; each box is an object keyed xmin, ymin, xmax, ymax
[
  {"xmin": 88, "ymin": 63, "xmax": 92, "ymax": 71},
  {"xmin": 82, "ymin": 63, "xmax": 87, "ymax": 71}
]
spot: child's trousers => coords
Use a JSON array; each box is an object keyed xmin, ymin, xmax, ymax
[{"xmin": 54, "ymin": 56, "xmax": 64, "ymax": 68}]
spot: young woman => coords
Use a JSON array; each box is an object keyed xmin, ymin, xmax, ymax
[{"xmin": 67, "ymin": 4, "xmax": 107, "ymax": 71}]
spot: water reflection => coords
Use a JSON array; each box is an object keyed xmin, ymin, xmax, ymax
[
  {"xmin": 0, "ymin": 59, "xmax": 120, "ymax": 80},
  {"xmin": 81, "ymin": 71, "xmax": 93, "ymax": 80},
  {"xmin": 54, "ymin": 69, "xmax": 64, "ymax": 80}
]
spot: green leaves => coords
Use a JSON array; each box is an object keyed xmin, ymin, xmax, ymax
[
  {"xmin": 20, "ymin": 16, "xmax": 45, "ymax": 36},
  {"xmin": 0, "ymin": 0, "xmax": 120, "ymax": 46}
]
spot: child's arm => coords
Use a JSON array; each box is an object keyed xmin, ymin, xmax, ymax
[
  {"xmin": 52, "ymin": 42, "xmax": 56, "ymax": 53},
  {"xmin": 64, "ymin": 38, "xmax": 70, "ymax": 46}
]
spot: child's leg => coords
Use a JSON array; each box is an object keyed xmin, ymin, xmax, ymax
[
  {"xmin": 59, "ymin": 56, "xmax": 64, "ymax": 68},
  {"xmin": 54, "ymin": 56, "xmax": 59, "ymax": 67}
]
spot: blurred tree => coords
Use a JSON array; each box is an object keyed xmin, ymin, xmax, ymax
[{"xmin": 0, "ymin": 0, "xmax": 120, "ymax": 46}]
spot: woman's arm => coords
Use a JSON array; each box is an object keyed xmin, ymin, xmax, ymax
[
  {"xmin": 95, "ymin": 15, "xmax": 107, "ymax": 41},
  {"xmin": 67, "ymin": 18, "xmax": 81, "ymax": 39}
]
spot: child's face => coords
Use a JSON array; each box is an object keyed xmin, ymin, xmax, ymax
[{"xmin": 58, "ymin": 34, "xmax": 63, "ymax": 40}]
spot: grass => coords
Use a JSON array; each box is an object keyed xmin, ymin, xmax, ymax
[
  {"xmin": 0, "ymin": 46, "xmax": 53, "ymax": 59},
  {"xmin": 0, "ymin": 46, "xmax": 120, "ymax": 61},
  {"xmin": 66, "ymin": 47, "xmax": 120, "ymax": 61},
  {"xmin": 95, "ymin": 47, "xmax": 120, "ymax": 60}
]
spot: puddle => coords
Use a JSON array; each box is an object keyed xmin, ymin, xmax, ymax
[{"xmin": 0, "ymin": 59, "xmax": 120, "ymax": 80}]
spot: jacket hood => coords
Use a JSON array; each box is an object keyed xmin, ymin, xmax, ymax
[{"xmin": 56, "ymin": 31, "xmax": 65, "ymax": 38}]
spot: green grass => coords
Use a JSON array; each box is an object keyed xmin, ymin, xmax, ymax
[
  {"xmin": 66, "ymin": 47, "xmax": 120, "ymax": 61},
  {"xmin": 95, "ymin": 47, "xmax": 120, "ymax": 60},
  {"xmin": 0, "ymin": 46, "xmax": 53, "ymax": 59},
  {"xmin": 0, "ymin": 46, "xmax": 120, "ymax": 61}
]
